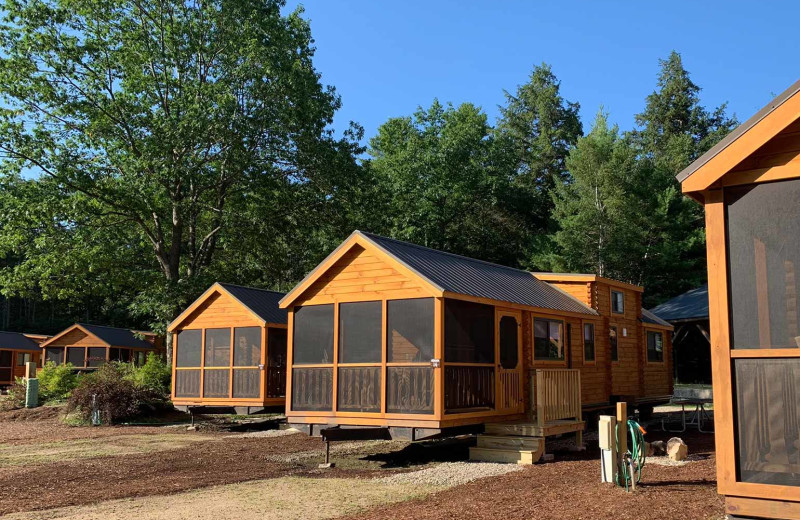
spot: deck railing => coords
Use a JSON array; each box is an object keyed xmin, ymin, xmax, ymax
[{"xmin": 532, "ymin": 368, "xmax": 582, "ymax": 426}]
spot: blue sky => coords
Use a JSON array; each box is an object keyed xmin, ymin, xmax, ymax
[{"xmin": 283, "ymin": 1, "xmax": 799, "ymax": 143}]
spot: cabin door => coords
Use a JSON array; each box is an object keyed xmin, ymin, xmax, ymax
[
  {"xmin": 496, "ymin": 310, "xmax": 524, "ymax": 414},
  {"xmin": 0, "ymin": 350, "xmax": 12, "ymax": 384}
]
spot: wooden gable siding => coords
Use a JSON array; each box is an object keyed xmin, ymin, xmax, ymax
[
  {"xmin": 294, "ymin": 245, "xmax": 431, "ymax": 306},
  {"xmin": 178, "ymin": 291, "xmax": 260, "ymax": 330},
  {"xmin": 543, "ymin": 281, "xmax": 593, "ymax": 307},
  {"xmin": 47, "ymin": 329, "xmax": 102, "ymax": 347}
]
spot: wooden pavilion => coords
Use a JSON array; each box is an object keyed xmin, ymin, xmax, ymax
[
  {"xmin": 168, "ymin": 283, "xmax": 288, "ymax": 413},
  {"xmin": 279, "ymin": 231, "xmax": 673, "ymax": 462},
  {"xmin": 0, "ymin": 331, "xmax": 48, "ymax": 387},
  {"xmin": 40, "ymin": 324, "xmax": 162, "ymax": 369},
  {"xmin": 680, "ymin": 78, "xmax": 800, "ymax": 519}
]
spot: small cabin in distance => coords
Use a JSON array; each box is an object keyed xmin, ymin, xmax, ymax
[
  {"xmin": 679, "ymin": 78, "xmax": 800, "ymax": 519},
  {"xmin": 0, "ymin": 331, "xmax": 49, "ymax": 387},
  {"xmin": 40, "ymin": 324, "xmax": 162, "ymax": 369},
  {"xmin": 168, "ymin": 283, "xmax": 288, "ymax": 414},
  {"xmin": 279, "ymin": 231, "xmax": 673, "ymax": 455}
]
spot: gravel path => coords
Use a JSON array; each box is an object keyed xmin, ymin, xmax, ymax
[
  {"xmin": 376, "ymin": 461, "xmax": 522, "ymax": 487},
  {"xmin": 228, "ymin": 428, "xmax": 301, "ymax": 439}
]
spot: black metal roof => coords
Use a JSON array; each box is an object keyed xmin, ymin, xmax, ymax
[
  {"xmin": 361, "ymin": 232, "xmax": 597, "ymax": 316},
  {"xmin": 78, "ymin": 324, "xmax": 156, "ymax": 349},
  {"xmin": 677, "ymin": 78, "xmax": 800, "ymax": 184},
  {"xmin": 219, "ymin": 283, "xmax": 288, "ymax": 325},
  {"xmin": 0, "ymin": 331, "xmax": 41, "ymax": 352},
  {"xmin": 641, "ymin": 308, "xmax": 674, "ymax": 329},
  {"xmin": 649, "ymin": 284, "xmax": 709, "ymax": 322}
]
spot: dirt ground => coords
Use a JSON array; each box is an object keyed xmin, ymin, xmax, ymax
[{"xmin": 0, "ymin": 407, "xmax": 724, "ymax": 520}]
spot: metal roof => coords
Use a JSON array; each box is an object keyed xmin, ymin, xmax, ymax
[
  {"xmin": 641, "ymin": 308, "xmax": 674, "ymax": 329},
  {"xmin": 361, "ymin": 232, "xmax": 597, "ymax": 316},
  {"xmin": 78, "ymin": 324, "xmax": 156, "ymax": 349},
  {"xmin": 218, "ymin": 283, "xmax": 288, "ymax": 325},
  {"xmin": 0, "ymin": 331, "xmax": 42, "ymax": 352},
  {"xmin": 677, "ymin": 78, "xmax": 800, "ymax": 184},
  {"xmin": 649, "ymin": 284, "xmax": 709, "ymax": 323}
]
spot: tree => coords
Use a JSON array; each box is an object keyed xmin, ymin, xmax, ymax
[
  {"xmin": 0, "ymin": 0, "xmax": 363, "ymax": 330},
  {"xmin": 495, "ymin": 64, "xmax": 583, "ymax": 245},
  {"xmin": 368, "ymin": 100, "xmax": 525, "ymax": 265}
]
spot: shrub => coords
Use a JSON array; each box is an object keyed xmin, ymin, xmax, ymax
[
  {"xmin": 1, "ymin": 378, "xmax": 27, "ymax": 410},
  {"xmin": 129, "ymin": 353, "xmax": 171, "ymax": 397},
  {"xmin": 38, "ymin": 362, "xmax": 79, "ymax": 402},
  {"xmin": 66, "ymin": 362, "xmax": 159, "ymax": 425}
]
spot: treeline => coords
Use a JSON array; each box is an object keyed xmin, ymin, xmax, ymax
[{"xmin": 0, "ymin": 0, "xmax": 736, "ymax": 334}]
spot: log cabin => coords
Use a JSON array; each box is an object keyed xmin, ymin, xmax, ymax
[
  {"xmin": 167, "ymin": 283, "xmax": 288, "ymax": 414},
  {"xmin": 40, "ymin": 324, "xmax": 163, "ymax": 369},
  {"xmin": 679, "ymin": 78, "xmax": 800, "ymax": 519},
  {"xmin": 278, "ymin": 231, "xmax": 673, "ymax": 462},
  {"xmin": 0, "ymin": 331, "xmax": 48, "ymax": 387}
]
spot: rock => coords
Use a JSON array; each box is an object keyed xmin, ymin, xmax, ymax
[
  {"xmin": 667, "ymin": 437, "xmax": 688, "ymax": 461},
  {"xmin": 645, "ymin": 442, "xmax": 655, "ymax": 457},
  {"xmin": 651, "ymin": 440, "xmax": 667, "ymax": 456}
]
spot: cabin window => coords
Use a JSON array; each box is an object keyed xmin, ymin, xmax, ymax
[
  {"xmin": 16, "ymin": 353, "xmax": 31, "ymax": 366},
  {"xmin": 176, "ymin": 330, "xmax": 202, "ymax": 367},
  {"xmin": 610, "ymin": 326, "xmax": 618, "ymax": 361},
  {"xmin": 204, "ymin": 328, "xmax": 231, "ymax": 367},
  {"xmin": 339, "ymin": 301, "xmax": 382, "ymax": 364},
  {"xmin": 293, "ymin": 304, "xmax": 334, "ymax": 364},
  {"xmin": 611, "ymin": 291, "xmax": 624, "ymax": 314},
  {"xmin": 87, "ymin": 347, "xmax": 106, "ymax": 367},
  {"xmin": 67, "ymin": 347, "xmax": 86, "ymax": 367},
  {"xmin": 583, "ymin": 323, "xmax": 595, "ymax": 362},
  {"xmin": 647, "ymin": 331, "xmax": 664, "ymax": 362},
  {"xmin": 266, "ymin": 328, "xmax": 287, "ymax": 398},
  {"xmin": 534, "ymin": 318, "xmax": 564, "ymax": 361},
  {"xmin": 387, "ymin": 298, "xmax": 434, "ymax": 363},
  {"xmin": 234, "ymin": 327, "xmax": 261, "ymax": 367},
  {"xmin": 0, "ymin": 351, "xmax": 11, "ymax": 382},
  {"xmin": 110, "ymin": 348, "xmax": 131, "ymax": 363},
  {"xmin": 726, "ymin": 181, "xmax": 800, "ymax": 349},
  {"xmin": 45, "ymin": 347, "xmax": 64, "ymax": 365},
  {"xmin": 444, "ymin": 299, "xmax": 494, "ymax": 363}
]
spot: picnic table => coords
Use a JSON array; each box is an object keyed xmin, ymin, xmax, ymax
[{"xmin": 660, "ymin": 398, "xmax": 714, "ymax": 433}]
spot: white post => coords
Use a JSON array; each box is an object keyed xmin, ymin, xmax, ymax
[{"xmin": 599, "ymin": 415, "xmax": 617, "ymax": 483}]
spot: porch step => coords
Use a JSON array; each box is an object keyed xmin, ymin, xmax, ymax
[
  {"xmin": 469, "ymin": 444, "xmax": 544, "ymax": 464},
  {"xmin": 477, "ymin": 434, "xmax": 542, "ymax": 451},
  {"xmin": 484, "ymin": 419, "xmax": 585, "ymax": 438}
]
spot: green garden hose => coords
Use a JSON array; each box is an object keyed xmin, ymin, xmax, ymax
[{"xmin": 615, "ymin": 419, "xmax": 646, "ymax": 491}]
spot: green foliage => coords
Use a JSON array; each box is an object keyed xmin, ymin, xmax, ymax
[
  {"xmin": 38, "ymin": 362, "xmax": 79, "ymax": 402},
  {"xmin": 65, "ymin": 362, "xmax": 163, "ymax": 425},
  {"xmin": 128, "ymin": 353, "xmax": 172, "ymax": 396},
  {"xmin": 2, "ymin": 377, "xmax": 27, "ymax": 410}
]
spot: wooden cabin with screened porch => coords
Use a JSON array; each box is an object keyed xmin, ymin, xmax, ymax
[
  {"xmin": 279, "ymin": 231, "xmax": 673, "ymax": 463},
  {"xmin": 0, "ymin": 331, "xmax": 48, "ymax": 387},
  {"xmin": 168, "ymin": 283, "xmax": 288, "ymax": 414},
  {"xmin": 40, "ymin": 324, "xmax": 162, "ymax": 369},
  {"xmin": 679, "ymin": 78, "xmax": 800, "ymax": 520}
]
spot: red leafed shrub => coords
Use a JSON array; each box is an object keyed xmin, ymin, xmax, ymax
[{"xmin": 66, "ymin": 362, "xmax": 160, "ymax": 424}]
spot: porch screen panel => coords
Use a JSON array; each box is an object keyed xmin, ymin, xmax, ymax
[
  {"xmin": 444, "ymin": 365, "xmax": 494, "ymax": 411},
  {"xmin": 175, "ymin": 369, "xmax": 201, "ymax": 398},
  {"xmin": 45, "ymin": 347, "xmax": 64, "ymax": 365},
  {"xmin": 499, "ymin": 316, "xmax": 519, "ymax": 369},
  {"xmin": 727, "ymin": 181, "xmax": 800, "ymax": 349},
  {"xmin": 291, "ymin": 367, "xmax": 333, "ymax": 411},
  {"xmin": 444, "ymin": 299, "xmax": 494, "ymax": 363},
  {"xmin": 233, "ymin": 369, "xmax": 260, "ymax": 398},
  {"xmin": 339, "ymin": 301, "xmax": 382, "ymax": 363},
  {"xmin": 293, "ymin": 305, "xmax": 334, "ymax": 364},
  {"xmin": 203, "ymin": 369, "xmax": 229, "ymax": 398},
  {"xmin": 267, "ymin": 328, "xmax": 287, "ymax": 398},
  {"xmin": 176, "ymin": 330, "xmax": 202, "ymax": 367},
  {"xmin": 87, "ymin": 347, "xmax": 106, "ymax": 367},
  {"xmin": 0, "ymin": 350, "xmax": 11, "ymax": 382},
  {"xmin": 234, "ymin": 327, "xmax": 261, "ymax": 367},
  {"xmin": 337, "ymin": 367, "xmax": 381, "ymax": 412},
  {"xmin": 387, "ymin": 366, "xmax": 434, "ymax": 414},
  {"xmin": 204, "ymin": 328, "xmax": 231, "ymax": 367},
  {"xmin": 387, "ymin": 298, "xmax": 434, "ymax": 362},
  {"xmin": 67, "ymin": 347, "xmax": 85, "ymax": 367},
  {"xmin": 734, "ymin": 358, "xmax": 800, "ymax": 486}
]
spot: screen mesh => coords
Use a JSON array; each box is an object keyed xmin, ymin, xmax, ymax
[
  {"xmin": 444, "ymin": 365, "xmax": 494, "ymax": 411},
  {"xmin": 291, "ymin": 367, "xmax": 333, "ymax": 411},
  {"xmin": 735, "ymin": 358, "xmax": 800, "ymax": 486},
  {"xmin": 67, "ymin": 347, "xmax": 85, "ymax": 367},
  {"xmin": 499, "ymin": 316, "xmax": 519, "ymax": 369},
  {"xmin": 205, "ymin": 328, "xmax": 231, "ymax": 367},
  {"xmin": 45, "ymin": 347, "xmax": 64, "ymax": 365},
  {"xmin": 339, "ymin": 301, "xmax": 382, "ymax": 363},
  {"xmin": 175, "ymin": 369, "xmax": 201, "ymax": 398},
  {"xmin": 267, "ymin": 328, "xmax": 287, "ymax": 398},
  {"xmin": 727, "ymin": 181, "xmax": 800, "ymax": 349},
  {"xmin": 293, "ymin": 305, "xmax": 334, "ymax": 364},
  {"xmin": 0, "ymin": 351, "xmax": 11, "ymax": 382},
  {"xmin": 387, "ymin": 366, "xmax": 434, "ymax": 414},
  {"xmin": 388, "ymin": 298, "xmax": 434, "ymax": 362},
  {"xmin": 203, "ymin": 369, "xmax": 229, "ymax": 398},
  {"xmin": 233, "ymin": 369, "xmax": 260, "ymax": 398},
  {"xmin": 337, "ymin": 367, "xmax": 381, "ymax": 412},
  {"xmin": 444, "ymin": 299, "xmax": 494, "ymax": 363},
  {"xmin": 110, "ymin": 348, "xmax": 132, "ymax": 363},
  {"xmin": 176, "ymin": 330, "xmax": 202, "ymax": 367},
  {"xmin": 87, "ymin": 347, "xmax": 106, "ymax": 367},
  {"xmin": 234, "ymin": 327, "xmax": 261, "ymax": 367}
]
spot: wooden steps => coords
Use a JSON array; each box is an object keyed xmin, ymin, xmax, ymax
[
  {"xmin": 484, "ymin": 419, "xmax": 585, "ymax": 438},
  {"xmin": 469, "ymin": 444, "xmax": 543, "ymax": 464},
  {"xmin": 469, "ymin": 431, "xmax": 545, "ymax": 464}
]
